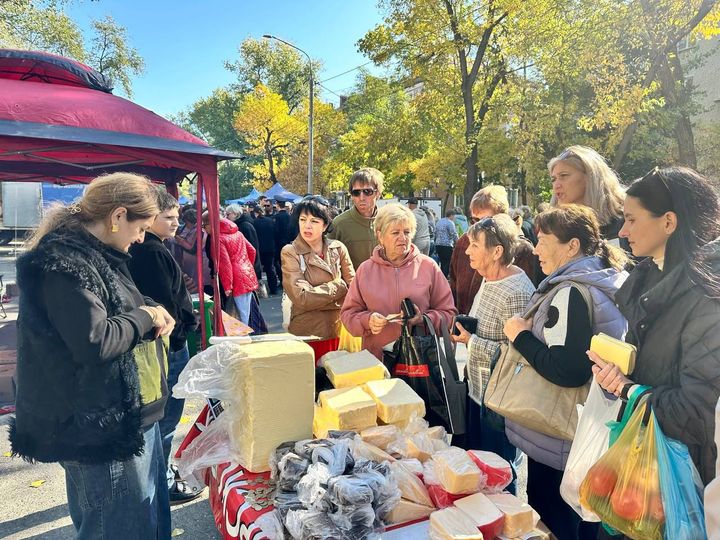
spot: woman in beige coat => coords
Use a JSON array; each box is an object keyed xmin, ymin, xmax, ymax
[{"xmin": 281, "ymin": 196, "xmax": 355, "ymax": 339}]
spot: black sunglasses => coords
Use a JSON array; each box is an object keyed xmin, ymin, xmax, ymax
[
  {"xmin": 350, "ymin": 188, "xmax": 377, "ymax": 197},
  {"xmin": 302, "ymin": 194, "xmax": 330, "ymax": 206},
  {"xmin": 475, "ymin": 216, "xmax": 498, "ymax": 235}
]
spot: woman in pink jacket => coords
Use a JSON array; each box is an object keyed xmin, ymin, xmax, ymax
[{"xmin": 341, "ymin": 203, "xmax": 456, "ymax": 359}]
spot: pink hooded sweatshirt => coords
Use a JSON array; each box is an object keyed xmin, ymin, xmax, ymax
[{"xmin": 340, "ymin": 244, "xmax": 457, "ymax": 359}]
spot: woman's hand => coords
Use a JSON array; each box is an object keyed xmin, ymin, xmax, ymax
[
  {"xmin": 369, "ymin": 312, "xmax": 388, "ymax": 335},
  {"xmin": 141, "ymin": 305, "xmax": 176, "ymax": 337},
  {"xmin": 451, "ymin": 322, "xmax": 471, "ymax": 345},
  {"xmin": 588, "ymin": 350, "xmax": 632, "ymax": 396},
  {"xmin": 503, "ymin": 316, "xmax": 532, "ymax": 342}
]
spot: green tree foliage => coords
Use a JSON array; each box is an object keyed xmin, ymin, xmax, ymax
[{"xmin": 87, "ymin": 16, "xmax": 144, "ymax": 98}]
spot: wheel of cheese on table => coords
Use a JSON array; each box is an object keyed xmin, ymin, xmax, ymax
[
  {"xmin": 429, "ymin": 507, "xmax": 484, "ymax": 539},
  {"xmin": 323, "ymin": 350, "xmax": 389, "ymax": 388},
  {"xmin": 433, "ymin": 447, "xmax": 483, "ymax": 495},
  {"xmin": 453, "ymin": 492, "xmax": 505, "ymax": 540},
  {"xmin": 486, "ymin": 493, "xmax": 535, "ymax": 537},
  {"xmin": 227, "ymin": 340, "xmax": 315, "ymax": 472},
  {"xmin": 362, "ymin": 378, "xmax": 425, "ymax": 424}
]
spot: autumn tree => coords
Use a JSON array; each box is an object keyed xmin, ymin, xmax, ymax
[
  {"xmin": 233, "ymin": 84, "xmax": 305, "ymax": 187},
  {"xmin": 87, "ymin": 16, "xmax": 144, "ymax": 98}
]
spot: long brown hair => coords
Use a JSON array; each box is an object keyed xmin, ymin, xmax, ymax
[
  {"xmin": 27, "ymin": 173, "xmax": 159, "ymax": 249},
  {"xmin": 535, "ymin": 204, "xmax": 628, "ymax": 270}
]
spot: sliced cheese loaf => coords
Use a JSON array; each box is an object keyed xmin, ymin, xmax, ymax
[
  {"xmin": 362, "ymin": 378, "xmax": 425, "ymax": 424},
  {"xmin": 324, "ymin": 350, "xmax": 389, "ymax": 388}
]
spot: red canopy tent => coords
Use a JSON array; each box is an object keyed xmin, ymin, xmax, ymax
[{"xmin": 0, "ymin": 49, "xmax": 237, "ymax": 343}]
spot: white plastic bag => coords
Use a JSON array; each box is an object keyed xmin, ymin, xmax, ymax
[
  {"xmin": 172, "ymin": 342, "xmax": 247, "ymax": 400},
  {"xmin": 282, "ymin": 292, "xmax": 292, "ymax": 331},
  {"xmin": 176, "ymin": 413, "xmax": 235, "ymax": 481},
  {"xmin": 560, "ymin": 381, "xmax": 622, "ymax": 521}
]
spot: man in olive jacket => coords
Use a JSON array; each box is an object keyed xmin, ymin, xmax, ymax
[{"xmin": 328, "ymin": 167, "xmax": 384, "ymax": 269}]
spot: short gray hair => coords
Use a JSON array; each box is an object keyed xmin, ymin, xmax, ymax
[
  {"xmin": 375, "ymin": 203, "xmax": 416, "ymax": 239},
  {"xmin": 225, "ymin": 203, "xmax": 242, "ymax": 215},
  {"xmin": 468, "ymin": 213, "xmax": 519, "ymax": 266}
]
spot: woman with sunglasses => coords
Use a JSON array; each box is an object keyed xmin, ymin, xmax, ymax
[
  {"xmin": 589, "ymin": 167, "xmax": 720, "ymax": 509},
  {"xmin": 502, "ymin": 205, "xmax": 629, "ymax": 539},
  {"xmin": 280, "ymin": 196, "xmax": 355, "ymax": 342},
  {"xmin": 450, "ymin": 214, "xmax": 536, "ymax": 493}
]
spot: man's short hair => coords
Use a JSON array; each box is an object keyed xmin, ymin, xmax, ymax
[
  {"xmin": 470, "ymin": 185, "xmax": 509, "ymax": 215},
  {"xmin": 155, "ymin": 188, "xmax": 180, "ymax": 213},
  {"xmin": 349, "ymin": 167, "xmax": 384, "ymax": 194}
]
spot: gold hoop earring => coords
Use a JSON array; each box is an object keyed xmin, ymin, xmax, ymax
[{"xmin": 111, "ymin": 224, "xmax": 119, "ymax": 233}]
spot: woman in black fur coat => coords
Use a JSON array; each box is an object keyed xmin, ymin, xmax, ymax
[{"xmin": 10, "ymin": 173, "xmax": 176, "ymax": 540}]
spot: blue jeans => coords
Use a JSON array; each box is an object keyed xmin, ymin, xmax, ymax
[
  {"xmin": 233, "ymin": 293, "xmax": 252, "ymax": 325},
  {"xmin": 60, "ymin": 423, "xmax": 171, "ymax": 539},
  {"xmin": 159, "ymin": 343, "xmax": 190, "ymax": 482}
]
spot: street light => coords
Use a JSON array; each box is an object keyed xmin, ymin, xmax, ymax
[{"xmin": 263, "ymin": 34, "xmax": 314, "ymax": 194}]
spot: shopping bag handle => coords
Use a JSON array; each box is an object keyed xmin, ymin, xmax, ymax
[{"xmin": 615, "ymin": 385, "xmax": 652, "ymax": 424}]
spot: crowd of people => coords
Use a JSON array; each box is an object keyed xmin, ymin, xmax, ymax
[{"xmin": 8, "ymin": 144, "xmax": 720, "ymax": 539}]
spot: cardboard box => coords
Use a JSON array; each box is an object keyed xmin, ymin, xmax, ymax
[{"xmin": 0, "ymin": 363, "xmax": 16, "ymax": 403}]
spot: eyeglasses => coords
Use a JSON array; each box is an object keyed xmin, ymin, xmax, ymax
[
  {"xmin": 350, "ymin": 188, "xmax": 377, "ymax": 197},
  {"xmin": 302, "ymin": 194, "xmax": 330, "ymax": 206},
  {"xmin": 263, "ymin": 204, "xmax": 271, "ymax": 208}
]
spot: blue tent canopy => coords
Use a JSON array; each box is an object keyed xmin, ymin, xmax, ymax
[
  {"xmin": 225, "ymin": 187, "xmax": 263, "ymax": 205},
  {"xmin": 264, "ymin": 182, "xmax": 302, "ymax": 203}
]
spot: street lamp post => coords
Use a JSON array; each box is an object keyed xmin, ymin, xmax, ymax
[{"xmin": 263, "ymin": 34, "xmax": 314, "ymax": 194}]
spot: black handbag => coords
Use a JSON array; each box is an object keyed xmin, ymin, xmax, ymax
[{"xmin": 383, "ymin": 311, "xmax": 467, "ymax": 435}]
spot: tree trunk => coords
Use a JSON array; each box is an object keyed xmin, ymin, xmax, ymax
[
  {"xmin": 463, "ymin": 142, "xmax": 479, "ymax": 214},
  {"xmin": 665, "ymin": 53, "xmax": 697, "ymax": 167}
]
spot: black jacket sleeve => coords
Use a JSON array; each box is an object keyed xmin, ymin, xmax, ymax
[
  {"xmin": 513, "ymin": 286, "xmax": 593, "ymax": 387},
  {"xmin": 43, "ymin": 272, "xmax": 154, "ymax": 364}
]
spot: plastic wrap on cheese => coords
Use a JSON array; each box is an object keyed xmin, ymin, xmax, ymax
[
  {"xmin": 386, "ymin": 498, "xmax": 435, "ymax": 525},
  {"xmin": 324, "ymin": 350, "xmax": 389, "ymax": 388},
  {"xmin": 389, "ymin": 461, "xmax": 433, "ymax": 507},
  {"xmin": 226, "ymin": 340, "xmax": 315, "ymax": 472},
  {"xmin": 454, "ymin": 492, "xmax": 505, "ymax": 540},
  {"xmin": 362, "ymin": 378, "xmax": 426, "ymax": 424},
  {"xmin": 318, "ymin": 386, "xmax": 378, "ymax": 430},
  {"xmin": 349, "ymin": 434, "xmax": 396, "ymax": 463},
  {"xmin": 433, "ymin": 447, "xmax": 483, "ymax": 495},
  {"xmin": 467, "ymin": 450, "xmax": 513, "ymax": 493},
  {"xmin": 486, "ymin": 493, "xmax": 535, "ymax": 537},
  {"xmin": 429, "ymin": 507, "xmax": 484, "ymax": 540},
  {"xmin": 360, "ymin": 425, "xmax": 400, "ymax": 450}
]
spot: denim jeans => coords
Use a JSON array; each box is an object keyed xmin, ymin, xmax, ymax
[
  {"xmin": 233, "ymin": 292, "xmax": 252, "ymax": 325},
  {"xmin": 60, "ymin": 422, "xmax": 171, "ymax": 539},
  {"xmin": 159, "ymin": 343, "xmax": 190, "ymax": 485}
]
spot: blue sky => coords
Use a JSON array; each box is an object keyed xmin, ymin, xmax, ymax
[{"xmin": 67, "ymin": 0, "xmax": 384, "ymax": 118}]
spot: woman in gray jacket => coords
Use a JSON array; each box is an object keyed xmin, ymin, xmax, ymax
[{"xmin": 503, "ymin": 205, "xmax": 629, "ymax": 540}]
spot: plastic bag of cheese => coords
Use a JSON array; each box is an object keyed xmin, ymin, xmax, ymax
[
  {"xmin": 467, "ymin": 450, "xmax": 513, "ymax": 493},
  {"xmin": 350, "ymin": 435, "xmax": 396, "ymax": 463},
  {"xmin": 360, "ymin": 425, "xmax": 400, "ymax": 450},
  {"xmin": 429, "ymin": 507, "xmax": 484, "ymax": 540},
  {"xmin": 389, "ymin": 461, "xmax": 433, "ymax": 507},
  {"xmin": 433, "ymin": 447, "xmax": 484, "ymax": 495}
]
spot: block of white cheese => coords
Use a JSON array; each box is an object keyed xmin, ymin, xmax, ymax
[
  {"xmin": 386, "ymin": 498, "xmax": 435, "ymax": 525},
  {"xmin": 454, "ymin": 492, "xmax": 505, "ymax": 540},
  {"xmin": 318, "ymin": 386, "xmax": 377, "ymax": 430},
  {"xmin": 486, "ymin": 493, "xmax": 535, "ymax": 537},
  {"xmin": 324, "ymin": 350, "xmax": 389, "ymax": 388},
  {"xmin": 433, "ymin": 447, "xmax": 483, "ymax": 495},
  {"xmin": 362, "ymin": 378, "xmax": 426, "ymax": 424},
  {"xmin": 429, "ymin": 507, "xmax": 484, "ymax": 539},
  {"xmin": 227, "ymin": 340, "xmax": 314, "ymax": 472}
]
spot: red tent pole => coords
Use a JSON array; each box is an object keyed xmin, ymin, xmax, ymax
[
  {"xmin": 201, "ymin": 171, "xmax": 224, "ymax": 337},
  {"xmin": 195, "ymin": 178, "xmax": 207, "ymax": 348}
]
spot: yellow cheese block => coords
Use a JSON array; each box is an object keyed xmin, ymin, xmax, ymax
[
  {"xmin": 318, "ymin": 386, "xmax": 378, "ymax": 429},
  {"xmin": 227, "ymin": 340, "xmax": 315, "ymax": 472},
  {"xmin": 486, "ymin": 493, "xmax": 535, "ymax": 537},
  {"xmin": 362, "ymin": 378, "xmax": 426, "ymax": 424},
  {"xmin": 429, "ymin": 507, "xmax": 484, "ymax": 539},
  {"xmin": 386, "ymin": 498, "xmax": 435, "ymax": 525},
  {"xmin": 433, "ymin": 447, "xmax": 483, "ymax": 495},
  {"xmin": 324, "ymin": 350, "xmax": 389, "ymax": 388},
  {"xmin": 590, "ymin": 333, "xmax": 636, "ymax": 375}
]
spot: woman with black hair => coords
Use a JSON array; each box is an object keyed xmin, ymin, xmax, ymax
[
  {"xmin": 590, "ymin": 166, "xmax": 720, "ymax": 490},
  {"xmin": 280, "ymin": 196, "xmax": 355, "ymax": 340}
]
